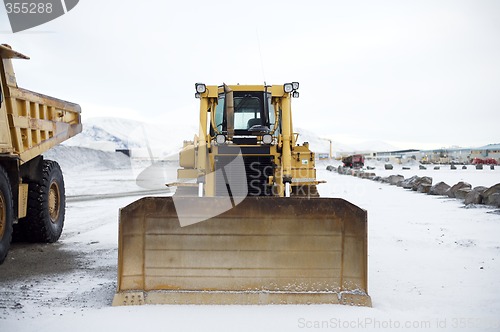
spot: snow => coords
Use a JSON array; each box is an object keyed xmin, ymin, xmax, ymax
[{"xmin": 1, "ymin": 119, "xmax": 500, "ymax": 332}]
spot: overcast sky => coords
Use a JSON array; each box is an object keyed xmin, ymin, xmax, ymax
[{"xmin": 1, "ymin": 0, "xmax": 499, "ymax": 149}]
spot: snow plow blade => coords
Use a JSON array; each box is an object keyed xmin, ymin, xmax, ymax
[{"xmin": 112, "ymin": 197, "xmax": 371, "ymax": 307}]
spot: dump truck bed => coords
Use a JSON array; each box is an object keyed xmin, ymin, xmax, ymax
[
  {"xmin": 113, "ymin": 197, "xmax": 371, "ymax": 306},
  {"xmin": 0, "ymin": 44, "xmax": 81, "ymax": 162}
]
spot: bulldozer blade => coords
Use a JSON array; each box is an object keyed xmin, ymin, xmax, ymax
[{"xmin": 112, "ymin": 197, "xmax": 371, "ymax": 307}]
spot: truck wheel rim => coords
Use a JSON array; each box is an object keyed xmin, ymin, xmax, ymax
[
  {"xmin": 48, "ymin": 181, "xmax": 60, "ymax": 223},
  {"xmin": 0, "ymin": 192, "xmax": 5, "ymax": 238}
]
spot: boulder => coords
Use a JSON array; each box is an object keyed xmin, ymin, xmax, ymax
[
  {"xmin": 476, "ymin": 164, "xmax": 483, "ymax": 170},
  {"xmin": 447, "ymin": 181, "xmax": 472, "ymax": 198},
  {"xmin": 373, "ymin": 176, "xmax": 381, "ymax": 182},
  {"xmin": 402, "ymin": 166, "xmax": 410, "ymax": 170},
  {"xmin": 462, "ymin": 165, "xmax": 467, "ymax": 170},
  {"xmin": 464, "ymin": 186, "xmax": 488, "ymax": 205},
  {"xmin": 360, "ymin": 172, "xmax": 376, "ymax": 179},
  {"xmin": 455, "ymin": 188, "xmax": 472, "ymax": 200},
  {"xmin": 482, "ymin": 183, "xmax": 500, "ymax": 206},
  {"xmin": 400, "ymin": 175, "xmax": 420, "ymax": 189},
  {"xmin": 491, "ymin": 165, "xmax": 495, "ymax": 170},
  {"xmin": 326, "ymin": 165, "xmax": 334, "ymax": 171},
  {"xmin": 486, "ymin": 193, "xmax": 500, "ymax": 207},
  {"xmin": 433, "ymin": 166, "xmax": 440, "ymax": 170},
  {"xmin": 367, "ymin": 166, "xmax": 376, "ymax": 170},
  {"xmin": 419, "ymin": 165, "xmax": 427, "ymax": 170},
  {"xmin": 388, "ymin": 175, "xmax": 404, "ymax": 185},
  {"xmin": 450, "ymin": 164, "xmax": 457, "ymax": 170},
  {"xmin": 412, "ymin": 176, "xmax": 432, "ymax": 191},
  {"xmin": 429, "ymin": 181, "xmax": 451, "ymax": 196},
  {"xmin": 385, "ymin": 164, "xmax": 393, "ymax": 170},
  {"xmin": 418, "ymin": 183, "xmax": 432, "ymax": 194}
]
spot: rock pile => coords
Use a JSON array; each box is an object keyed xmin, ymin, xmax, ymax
[{"xmin": 327, "ymin": 165, "xmax": 500, "ymax": 208}]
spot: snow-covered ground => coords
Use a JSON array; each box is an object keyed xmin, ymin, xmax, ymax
[{"xmin": 1, "ymin": 147, "xmax": 499, "ymax": 332}]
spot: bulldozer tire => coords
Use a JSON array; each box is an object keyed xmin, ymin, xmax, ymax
[
  {"xmin": 0, "ymin": 166, "xmax": 14, "ymax": 264},
  {"xmin": 23, "ymin": 160, "xmax": 66, "ymax": 243}
]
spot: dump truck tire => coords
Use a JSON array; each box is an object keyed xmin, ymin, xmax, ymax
[
  {"xmin": 23, "ymin": 160, "xmax": 66, "ymax": 243},
  {"xmin": 0, "ymin": 166, "xmax": 14, "ymax": 264}
]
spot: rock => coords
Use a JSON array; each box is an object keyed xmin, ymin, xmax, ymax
[
  {"xmin": 447, "ymin": 181, "xmax": 472, "ymax": 198},
  {"xmin": 491, "ymin": 165, "xmax": 495, "ymax": 170},
  {"xmin": 387, "ymin": 175, "xmax": 404, "ymax": 185},
  {"xmin": 385, "ymin": 164, "xmax": 393, "ymax": 170},
  {"xmin": 337, "ymin": 166, "xmax": 343, "ymax": 173},
  {"xmin": 455, "ymin": 188, "xmax": 471, "ymax": 200},
  {"xmin": 464, "ymin": 186, "xmax": 488, "ymax": 205},
  {"xmin": 367, "ymin": 166, "xmax": 376, "ymax": 170},
  {"xmin": 482, "ymin": 183, "xmax": 500, "ymax": 206},
  {"xmin": 429, "ymin": 181, "xmax": 451, "ymax": 196},
  {"xmin": 476, "ymin": 164, "xmax": 483, "ymax": 170},
  {"xmin": 462, "ymin": 165, "xmax": 467, "ymax": 170},
  {"xmin": 402, "ymin": 166, "xmax": 410, "ymax": 170},
  {"xmin": 418, "ymin": 183, "xmax": 432, "ymax": 193},
  {"xmin": 486, "ymin": 193, "xmax": 500, "ymax": 207},
  {"xmin": 373, "ymin": 176, "xmax": 381, "ymax": 182},
  {"xmin": 412, "ymin": 176, "xmax": 432, "ymax": 191},
  {"xmin": 450, "ymin": 164, "xmax": 457, "ymax": 170},
  {"xmin": 419, "ymin": 165, "xmax": 427, "ymax": 170},
  {"xmin": 326, "ymin": 165, "xmax": 334, "ymax": 171},
  {"xmin": 400, "ymin": 175, "xmax": 420, "ymax": 189},
  {"xmin": 433, "ymin": 166, "xmax": 440, "ymax": 170}
]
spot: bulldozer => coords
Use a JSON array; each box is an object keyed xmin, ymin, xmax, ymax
[{"xmin": 113, "ymin": 83, "xmax": 371, "ymax": 306}]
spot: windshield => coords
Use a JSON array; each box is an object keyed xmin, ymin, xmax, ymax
[{"xmin": 214, "ymin": 91, "xmax": 275, "ymax": 133}]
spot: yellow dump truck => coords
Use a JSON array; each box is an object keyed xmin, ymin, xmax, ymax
[
  {"xmin": 114, "ymin": 83, "xmax": 371, "ymax": 306},
  {"xmin": 0, "ymin": 44, "xmax": 81, "ymax": 264}
]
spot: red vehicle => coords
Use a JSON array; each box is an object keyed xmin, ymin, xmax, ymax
[
  {"xmin": 472, "ymin": 158, "xmax": 498, "ymax": 165},
  {"xmin": 342, "ymin": 154, "xmax": 365, "ymax": 168}
]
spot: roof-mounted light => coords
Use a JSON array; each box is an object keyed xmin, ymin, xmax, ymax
[
  {"xmin": 195, "ymin": 83, "xmax": 206, "ymax": 94},
  {"xmin": 292, "ymin": 82, "xmax": 299, "ymax": 90},
  {"xmin": 292, "ymin": 91, "xmax": 299, "ymax": 98},
  {"xmin": 284, "ymin": 83, "xmax": 293, "ymax": 93}
]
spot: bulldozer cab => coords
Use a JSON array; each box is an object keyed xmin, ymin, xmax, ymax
[{"xmin": 213, "ymin": 90, "xmax": 274, "ymax": 135}]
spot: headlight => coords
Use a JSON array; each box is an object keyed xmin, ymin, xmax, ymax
[
  {"xmin": 216, "ymin": 134, "xmax": 226, "ymax": 144},
  {"xmin": 262, "ymin": 134, "xmax": 273, "ymax": 144},
  {"xmin": 292, "ymin": 82, "xmax": 299, "ymax": 90},
  {"xmin": 292, "ymin": 91, "xmax": 299, "ymax": 98},
  {"xmin": 195, "ymin": 83, "xmax": 206, "ymax": 93},
  {"xmin": 283, "ymin": 83, "xmax": 293, "ymax": 93}
]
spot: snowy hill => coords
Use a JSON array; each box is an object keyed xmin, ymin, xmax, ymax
[
  {"xmin": 65, "ymin": 117, "xmax": 197, "ymax": 159},
  {"xmin": 64, "ymin": 117, "xmax": 399, "ymax": 159}
]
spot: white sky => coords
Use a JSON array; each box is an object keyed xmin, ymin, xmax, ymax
[{"xmin": 1, "ymin": 0, "xmax": 499, "ymax": 149}]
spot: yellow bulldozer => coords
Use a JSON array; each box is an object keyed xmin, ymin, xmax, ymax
[{"xmin": 113, "ymin": 83, "xmax": 371, "ymax": 306}]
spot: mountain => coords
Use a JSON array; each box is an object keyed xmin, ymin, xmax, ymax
[
  {"xmin": 65, "ymin": 117, "xmax": 197, "ymax": 159},
  {"xmin": 65, "ymin": 117, "xmax": 399, "ymax": 159}
]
